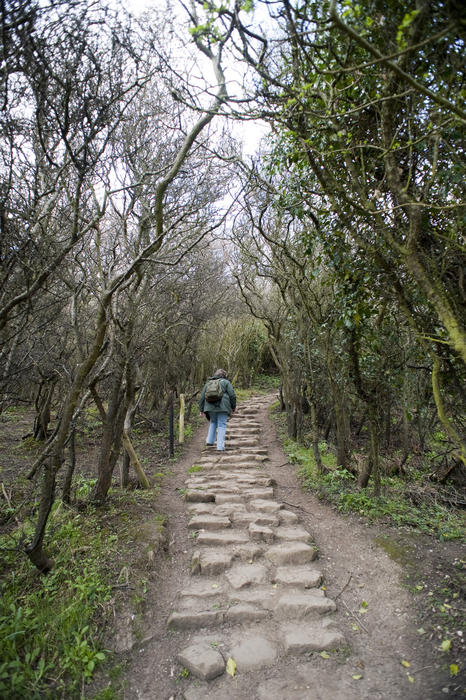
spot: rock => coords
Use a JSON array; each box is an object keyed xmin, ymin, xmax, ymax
[
  {"xmin": 229, "ymin": 632, "xmax": 278, "ymax": 671},
  {"xmin": 273, "ymin": 526, "xmax": 312, "ymax": 543},
  {"xmin": 281, "ymin": 622, "xmax": 345, "ymax": 653},
  {"xmin": 188, "ymin": 515, "xmax": 231, "ymax": 531},
  {"xmin": 278, "ymin": 509, "xmax": 299, "ymax": 524},
  {"xmin": 177, "ymin": 642, "xmax": 225, "ymax": 680},
  {"xmin": 185, "ymin": 490, "xmax": 216, "ymax": 503},
  {"xmin": 275, "ymin": 590, "xmax": 336, "ymax": 618},
  {"xmin": 167, "ymin": 609, "xmax": 223, "ymax": 630},
  {"xmin": 198, "ymin": 550, "xmax": 235, "ymax": 575},
  {"xmin": 265, "ymin": 542, "xmax": 317, "ymax": 566},
  {"xmin": 224, "ymin": 563, "xmax": 268, "ymax": 589},
  {"xmin": 249, "ymin": 522, "xmax": 274, "ymax": 543},
  {"xmin": 197, "ymin": 530, "xmax": 249, "ymax": 546},
  {"xmin": 273, "ymin": 565, "xmax": 322, "ymax": 588},
  {"xmin": 225, "ymin": 603, "xmax": 269, "ymax": 623},
  {"xmin": 215, "ymin": 494, "xmax": 244, "ymax": 505},
  {"xmin": 249, "ymin": 499, "xmax": 281, "ymax": 513},
  {"xmin": 212, "ymin": 503, "xmax": 246, "ymax": 516}
]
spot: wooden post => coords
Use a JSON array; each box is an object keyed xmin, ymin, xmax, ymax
[
  {"xmin": 169, "ymin": 392, "xmax": 174, "ymax": 457},
  {"xmin": 179, "ymin": 393, "xmax": 185, "ymax": 444},
  {"xmin": 122, "ymin": 430, "xmax": 150, "ymax": 488}
]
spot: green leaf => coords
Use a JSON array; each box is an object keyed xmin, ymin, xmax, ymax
[
  {"xmin": 440, "ymin": 639, "xmax": 451, "ymax": 652},
  {"xmin": 449, "ymin": 664, "xmax": 459, "ymax": 676}
]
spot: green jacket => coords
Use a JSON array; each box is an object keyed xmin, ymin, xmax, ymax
[{"xmin": 199, "ymin": 377, "xmax": 236, "ymax": 415}]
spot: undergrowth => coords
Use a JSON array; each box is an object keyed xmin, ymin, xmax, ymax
[
  {"xmin": 273, "ymin": 408, "xmax": 465, "ymax": 542},
  {"xmin": 0, "ymin": 496, "xmax": 119, "ymax": 698}
]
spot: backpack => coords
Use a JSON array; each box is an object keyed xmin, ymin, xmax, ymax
[{"xmin": 205, "ymin": 378, "xmax": 224, "ymax": 403}]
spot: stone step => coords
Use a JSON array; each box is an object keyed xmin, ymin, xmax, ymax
[{"xmin": 274, "ymin": 589, "xmax": 337, "ymax": 618}]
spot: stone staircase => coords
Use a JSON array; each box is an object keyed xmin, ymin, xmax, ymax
[{"xmin": 168, "ymin": 395, "xmax": 345, "ymax": 696}]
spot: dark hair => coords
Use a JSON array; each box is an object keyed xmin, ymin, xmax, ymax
[{"xmin": 214, "ymin": 368, "xmax": 227, "ymax": 378}]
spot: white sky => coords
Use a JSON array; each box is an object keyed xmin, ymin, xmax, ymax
[{"xmin": 119, "ymin": 0, "xmax": 270, "ymax": 156}]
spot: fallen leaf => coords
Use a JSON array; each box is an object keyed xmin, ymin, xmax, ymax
[
  {"xmin": 401, "ymin": 660, "xmax": 411, "ymax": 668},
  {"xmin": 272, "ymin": 584, "xmax": 278, "ymax": 589},
  {"xmin": 441, "ymin": 639, "xmax": 451, "ymax": 652},
  {"xmin": 352, "ymin": 674, "xmax": 363, "ymax": 680},
  {"xmin": 449, "ymin": 664, "xmax": 459, "ymax": 676},
  {"xmin": 320, "ymin": 651, "xmax": 330, "ymax": 659},
  {"xmin": 417, "ymin": 628, "xmax": 426, "ymax": 635},
  {"xmin": 408, "ymin": 675, "xmax": 415, "ymax": 683},
  {"xmin": 226, "ymin": 657, "xmax": 237, "ymax": 677},
  {"xmin": 321, "ymin": 585, "xmax": 327, "ymax": 590},
  {"xmin": 212, "ymin": 584, "xmax": 218, "ymax": 589},
  {"xmin": 351, "ymin": 624, "xmax": 359, "ymax": 631},
  {"xmin": 360, "ymin": 600, "xmax": 368, "ymax": 608}
]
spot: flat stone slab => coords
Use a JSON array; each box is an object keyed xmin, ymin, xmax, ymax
[
  {"xmin": 185, "ymin": 490, "xmax": 216, "ymax": 503},
  {"xmin": 254, "ymin": 513, "xmax": 280, "ymax": 527},
  {"xmin": 244, "ymin": 488, "xmax": 274, "ymax": 500},
  {"xmin": 229, "ymin": 586, "xmax": 278, "ymax": 609},
  {"xmin": 230, "ymin": 512, "xmax": 259, "ymax": 527},
  {"xmin": 273, "ymin": 565, "xmax": 322, "ymax": 588},
  {"xmin": 249, "ymin": 499, "xmax": 281, "ymax": 513},
  {"xmin": 281, "ymin": 622, "xmax": 345, "ymax": 654},
  {"xmin": 180, "ymin": 579, "xmax": 225, "ymax": 598},
  {"xmin": 273, "ymin": 526, "xmax": 312, "ymax": 543},
  {"xmin": 177, "ymin": 642, "xmax": 225, "ymax": 680},
  {"xmin": 167, "ymin": 609, "xmax": 223, "ymax": 630},
  {"xmin": 188, "ymin": 515, "xmax": 231, "ymax": 531},
  {"xmin": 192, "ymin": 550, "xmax": 234, "ymax": 575},
  {"xmin": 229, "ymin": 633, "xmax": 278, "ymax": 671},
  {"xmin": 265, "ymin": 542, "xmax": 317, "ymax": 566},
  {"xmin": 225, "ymin": 563, "xmax": 268, "ymax": 589},
  {"xmin": 278, "ymin": 509, "xmax": 299, "ymax": 524},
  {"xmin": 212, "ymin": 503, "xmax": 246, "ymax": 516},
  {"xmin": 215, "ymin": 494, "xmax": 244, "ymax": 505},
  {"xmin": 231, "ymin": 543, "xmax": 264, "ymax": 561},
  {"xmin": 275, "ymin": 590, "xmax": 336, "ymax": 618},
  {"xmin": 225, "ymin": 603, "xmax": 269, "ymax": 623},
  {"xmin": 187, "ymin": 503, "xmax": 214, "ymax": 516},
  {"xmin": 249, "ymin": 522, "xmax": 274, "ymax": 543},
  {"xmin": 197, "ymin": 530, "xmax": 249, "ymax": 546}
]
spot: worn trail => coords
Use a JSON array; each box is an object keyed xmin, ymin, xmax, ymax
[{"xmin": 166, "ymin": 395, "xmax": 346, "ymax": 698}]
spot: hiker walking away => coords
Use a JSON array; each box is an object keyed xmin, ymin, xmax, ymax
[{"xmin": 199, "ymin": 369, "xmax": 236, "ymax": 451}]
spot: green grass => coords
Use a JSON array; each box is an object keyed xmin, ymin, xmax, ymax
[
  {"xmin": 0, "ymin": 491, "xmax": 118, "ymax": 698},
  {"xmin": 273, "ymin": 411, "xmax": 465, "ymax": 542}
]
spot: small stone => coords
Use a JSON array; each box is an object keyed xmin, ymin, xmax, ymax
[{"xmin": 177, "ymin": 642, "xmax": 225, "ymax": 680}]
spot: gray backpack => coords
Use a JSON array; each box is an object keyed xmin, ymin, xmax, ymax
[{"xmin": 205, "ymin": 378, "xmax": 224, "ymax": 403}]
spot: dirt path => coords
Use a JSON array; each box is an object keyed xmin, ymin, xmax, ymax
[{"xmin": 118, "ymin": 394, "xmax": 461, "ymax": 699}]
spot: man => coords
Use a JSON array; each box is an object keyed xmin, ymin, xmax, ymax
[{"xmin": 199, "ymin": 369, "xmax": 236, "ymax": 451}]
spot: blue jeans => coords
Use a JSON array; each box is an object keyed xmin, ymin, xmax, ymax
[{"xmin": 206, "ymin": 413, "xmax": 228, "ymax": 451}]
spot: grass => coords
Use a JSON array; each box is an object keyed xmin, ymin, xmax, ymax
[
  {"xmin": 272, "ymin": 409, "xmax": 465, "ymax": 542},
  {"xmin": 0, "ymin": 495, "xmax": 116, "ymax": 698}
]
